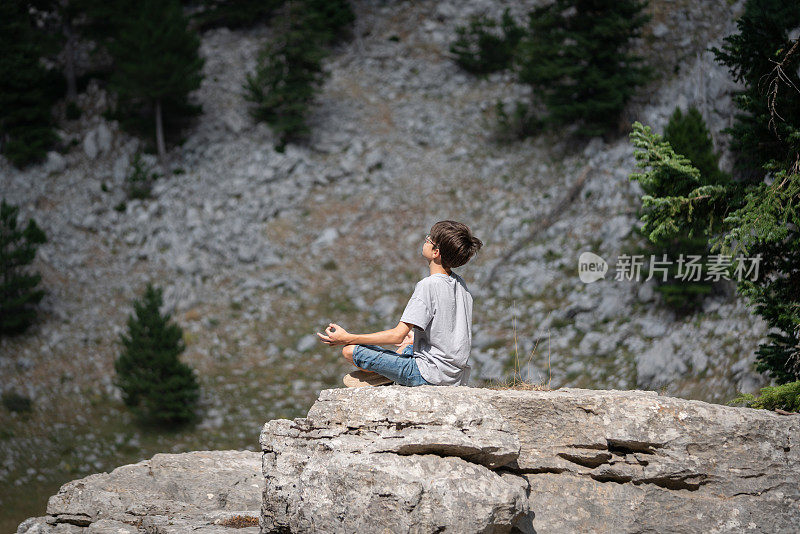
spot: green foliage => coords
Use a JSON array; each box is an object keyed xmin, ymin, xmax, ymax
[
  {"xmin": 707, "ymin": 0, "xmax": 800, "ymax": 384},
  {"xmin": 628, "ymin": 0, "xmax": 800, "ymax": 385},
  {"xmin": 301, "ymin": 0, "xmax": 355, "ymax": 45},
  {"xmin": 632, "ymin": 107, "xmax": 732, "ymax": 313},
  {"xmin": 664, "ymin": 107, "xmax": 730, "ymax": 185},
  {"xmin": 729, "ymin": 381, "xmax": 800, "ymax": 412},
  {"xmin": 1, "ymin": 391, "xmax": 33, "ymax": 414},
  {"xmin": 65, "ymin": 101, "xmax": 82, "ymax": 120},
  {"xmin": 189, "ymin": 0, "xmax": 284, "ymax": 32},
  {"xmin": 244, "ymin": 21, "xmax": 326, "ymax": 149},
  {"xmin": 729, "ymin": 213, "xmax": 800, "ymax": 384},
  {"xmin": 105, "ymin": 0, "xmax": 204, "ymax": 151},
  {"xmin": 710, "ymin": 0, "xmax": 800, "ymax": 177},
  {"xmin": 513, "ymin": 0, "xmax": 653, "ymax": 138},
  {"xmin": 244, "ymin": 0, "xmax": 354, "ymax": 150},
  {"xmin": 0, "ymin": 1, "xmax": 60, "ymax": 168},
  {"xmin": 629, "ymin": 122, "xmax": 728, "ymax": 244},
  {"xmin": 1, "ymin": 199, "xmax": 47, "ymax": 337},
  {"xmin": 450, "ymin": 8, "xmax": 525, "ymax": 75},
  {"xmin": 494, "ymin": 99, "xmax": 543, "ymax": 141},
  {"xmin": 125, "ymin": 153, "xmax": 161, "ymax": 200},
  {"xmin": 75, "ymin": 0, "xmax": 139, "ymax": 45},
  {"xmin": 115, "ymin": 283, "xmax": 200, "ymax": 425}
]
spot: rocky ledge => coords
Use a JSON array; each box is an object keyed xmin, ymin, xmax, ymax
[
  {"xmin": 19, "ymin": 387, "xmax": 800, "ymax": 533},
  {"xmin": 260, "ymin": 386, "xmax": 799, "ymax": 533},
  {"xmin": 17, "ymin": 450, "xmax": 263, "ymax": 533}
]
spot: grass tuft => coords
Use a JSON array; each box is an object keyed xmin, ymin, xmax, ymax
[{"xmin": 485, "ymin": 302, "xmax": 554, "ymax": 391}]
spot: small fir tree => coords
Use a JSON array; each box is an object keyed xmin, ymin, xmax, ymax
[
  {"xmin": 1, "ymin": 199, "xmax": 48, "ymax": 337},
  {"xmin": 244, "ymin": 0, "xmax": 354, "ymax": 150},
  {"xmin": 0, "ymin": 1, "xmax": 61, "ymax": 168},
  {"xmin": 190, "ymin": 0, "xmax": 283, "ymax": 32},
  {"xmin": 244, "ymin": 14, "xmax": 327, "ymax": 150},
  {"xmin": 450, "ymin": 8, "xmax": 525, "ymax": 75},
  {"xmin": 300, "ymin": 0, "xmax": 354, "ymax": 45},
  {"xmin": 115, "ymin": 283, "xmax": 200, "ymax": 425},
  {"xmin": 124, "ymin": 152, "xmax": 161, "ymax": 200},
  {"xmin": 632, "ymin": 107, "xmax": 731, "ymax": 313},
  {"xmin": 514, "ymin": 0, "xmax": 653, "ymax": 138},
  {"xmin": 106, "ymin": 0, "xmax": 204, "ymax": 166}
]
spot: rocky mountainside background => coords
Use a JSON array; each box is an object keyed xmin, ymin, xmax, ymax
[{"xmin": 0, "ymin": 0, "xmax": 772, "ymax": 530}]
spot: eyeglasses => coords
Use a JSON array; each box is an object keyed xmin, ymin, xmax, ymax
[{"xmin": 425, "ymin": 234, "xmax": 437, "ymax": 249}]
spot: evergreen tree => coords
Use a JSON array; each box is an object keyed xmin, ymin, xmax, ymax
[
  {"xmin": 632, "ymin": 107, "xmax": 731, "ymax": 313},
  {"xmin": 630, "ymin": 1, "xmax": 800, "ymax": 393},
  {"xmin": 1, "ymin": 199, "xmax": 47, "ymax": 337},
  {"xmin": 710, "ymin": 0, "xmax": 800, "ymax": 179},
  {"xmin": 189, "ymin": 0, "xmax": 284, "ymax": 32},
  {"xmin": 106, "ymin": 0, "xmax": 204, "ymax": 166},
  {"xmin": 629, "ymin": 123, "xmax": 728, "ymax": 251},
  {"xmin": 29, "ymin": 0, "xmax": 87, "ymax": 104},
  {"xmin": 514, "ymin": 0, "xmax": 653, "ymax": 138},
  {"xmin": 115, "ymin": 283, "xmax": 200, "ymax": 425},
  {"xmin": 244, "ymin": 0, "xmax": 353, "ymax": 150},
  {"xmin": 0, "ymin": 1, "xmax": 61, "ymax": 168},
  {"xmin": 296, "ymin": 0, "xmax": 354, "ymax": 45},
  {"xmin": 450, "ymin": 8, "xmax": 525, "ymax": 75},
  {"xmin": 710, "ymin": 0, "xmax": 800, "ymax": 385},
  {"xmin": 75, "ymin": 0, "xmax": 138, "ymax": 45}
]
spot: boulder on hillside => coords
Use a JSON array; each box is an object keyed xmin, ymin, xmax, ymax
[
  {"xmin": 17, "ymin": 450, "xmax": 262, "ymax": 534},
  {"xmin": 17, "ymin": 387, "xmax": 800, "ymax": 533},
  {"xmin": 260, "ymin": 386, "xmax": 800, "ymax": 533}
]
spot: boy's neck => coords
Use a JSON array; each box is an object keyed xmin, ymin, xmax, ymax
[{"xmin": 429, "ymin": 263, "xmax": 452, "ymax": 277}]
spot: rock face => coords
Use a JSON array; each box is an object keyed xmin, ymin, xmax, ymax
[
  {"xmin": 19, "ymin": 388, "xmax": 799, "ymax": 533},
  {"xmin": 17, "ymin": 450, "xmax": 262, "ymax": 533},
  {"xmin": 260, "ymin": 387, "xmax": 529, "ymax": 533},
  {"xmin": 260, "ymin": 387, "xmax": 800, "ymax": 533}
]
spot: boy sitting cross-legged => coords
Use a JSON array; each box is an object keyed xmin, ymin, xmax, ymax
[{"xmin": 317, "ymin": 220, "xmax": 483, "ymax": 387}]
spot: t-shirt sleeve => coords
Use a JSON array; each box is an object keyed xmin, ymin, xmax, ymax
[{"xmin": 400, "ymin": 281, "xmax": 433, "ymax": 329}]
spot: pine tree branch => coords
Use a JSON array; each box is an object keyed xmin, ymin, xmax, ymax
[{"xmin": 760, "ymin": 38, "xmax": 800, "ymax": 139}]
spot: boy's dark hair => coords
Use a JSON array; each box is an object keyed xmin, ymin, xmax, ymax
[{"xmin": 430, "ymin": 220, "xmax": 483, "ymax": 270}]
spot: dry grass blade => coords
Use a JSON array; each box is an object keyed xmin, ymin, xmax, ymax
[{"xmin": 485, "ymin": 302, "xmax": 554, "ymax": 391}]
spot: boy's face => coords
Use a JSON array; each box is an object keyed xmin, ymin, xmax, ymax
[{"xmin": 422, "ymin": 233, "xmax": 438, "ymax": 260}]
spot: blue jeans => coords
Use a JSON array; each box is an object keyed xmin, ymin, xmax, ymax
[{"xmin": 352, "ymin": 344, "xmax": 433, "ymax": 386}]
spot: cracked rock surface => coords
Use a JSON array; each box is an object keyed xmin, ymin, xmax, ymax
[
  {"xmin": 17, "ymin": 388, "xmax": 799, "ymax": 533},
  {"xmin": 260, "ymin": 387, "xmax": 800, "ymax": 533},
  {"xmin": 16, "ymin": 451, "xmax": 262, "ymax": 533}
]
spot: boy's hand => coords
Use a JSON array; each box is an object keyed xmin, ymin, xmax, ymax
[
  {"xmin": 317, "ymin": 323, "xmax": 351, "ymax": 345},
  {"xmin": 395, "ymin": 329, "xmax": 414, "ymax": 348}
]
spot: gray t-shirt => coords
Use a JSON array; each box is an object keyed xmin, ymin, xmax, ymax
[{"xmin": 399, "ymin": 272, "xmax": 473, "ymax": 386}]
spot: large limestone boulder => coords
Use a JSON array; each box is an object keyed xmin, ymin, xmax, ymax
[
  {"xmin": 17, "ymin": 450, "xmax": 262, "ymax": 534},
  {"xmin": 260, "ymin": 386, "xmax": 800, "ymax": 533},
  {"xmin": 18, "ymin": 388, "xmax": 799, "ymax": 533}
]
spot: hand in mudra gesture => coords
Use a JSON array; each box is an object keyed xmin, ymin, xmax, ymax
[{"xmin": 317, "ymin": 323, "xmax": 350, "ymax": 345}]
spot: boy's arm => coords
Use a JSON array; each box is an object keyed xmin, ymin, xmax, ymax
[
  {"xmin": 318, "ymin": 321, "xmax": 415, "ymax": 346},
  {"xmin": 345, "ymin": 321, "xmax": 414, "ymax": 345}
]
